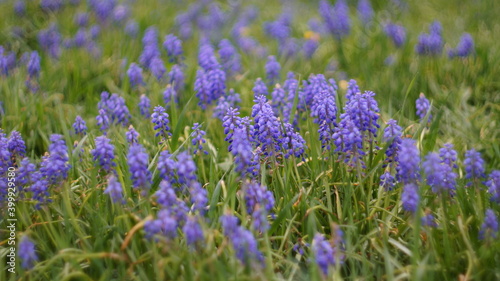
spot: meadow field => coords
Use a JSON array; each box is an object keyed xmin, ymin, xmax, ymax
[{"xmin": 0, "ymin": 0, "xmax": 499, "ymax": 280}]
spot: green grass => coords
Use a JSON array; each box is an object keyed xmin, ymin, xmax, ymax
[{"xmin": 1, "ymin": 0, "xmax": 499, "ymax": 280}]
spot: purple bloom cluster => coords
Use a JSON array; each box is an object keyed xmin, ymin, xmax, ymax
[
  {"xmin": 126, "ymin": 125, "xmax": 139, "ymax": 145},
  {"xmin": 383, "ymin": 119, "xmax": 402, "ymax": 165},
  {"xmin": 230, "ymin": 126, "xmax": 259, "ymax": 178},
  {"xmin": 312, "ymin": 229, "xmax": 343, "ymax": 276},
  {"xmin": 183, "ymin": 216, "xmax": 204, "ymax": 247},
  {"xmin": 252, "ymin": 95, "xmax": 281, "ymax": 156},
  {"xmin": 479, "ymin": 209, "xmax": 498, "ymax": 240},
  {"xmin": 380, "ymin": 172, "xmax": 396, "ymax": 191},
  {"xmin": 265, "ymin": 56, "xmax": 280, "ymax": 86},
  {"xmin": 281, "ymin": 122, "xmax": 306, "ymax": 159},
  {"xmin": 346, "ymin": 79, "xmax": 360, "ymax": 102},
  {"xmin": 385, "ymin": 23, "xmax": 406, "ymax": 48},
  {"xmin": 104, "ymin": 174, "xmax": 124, "ymax": 203},
  {"xmin": 423, "ymin": 152, "xmax": 456, "ymax": 195},
  {"xmin": 191, "ymin": 123, "xmax": 208, "ymax": 155},
  {"xmin": 127, "ymin": 143, "xmax": 151, "ymax": 192},
  {"xmin": 139, "ymin": 95, "xmax": 151, "ymax": 117},
  {"xmin": 303, "ymin": 38, "xmax": 319, "ymax": 59},
  {"xmin": 220, "ymin": 214, "xmax": 263, "ymax": 265},
  {"xmin": 486, "ymin": 170, "xmax": 500, "ymax": 203},
  {"xmin": 264, "ymin": 11, "xmax": 291, "ymax": 43},
  {"xmin": 252, "ymin": 78, "xmax": 268, "ymax": 97},
  {"xmin": 357, "ymin": 0, "xmax": 373, "ymax": 25},
  {"xmin": 218, "ymin": 39, "xmax": 241, "ymax": 76},
  {"xmin": 139, "ymin": 27, "xmax": 163, "ymax": 75},
  {"xmin": 38, "ymin": 24, "xmax": 62, "ymax": 59},
  {"xmin": 421, "ymin": 213, "xmax": 438, "ymax": 227},
  {"xmin": 163, "ymin": 34, "xmax": 183, "ymax": 62},
  {"xmin": 333, "ymin": 115, "xmax": 365, "ymax": 167},
  {"xmin": 18, "ymin": 158, "xmax": 36, "ymax": 192},
  {"xmin": 396, "ymin": 139, "xmax": 420, "ymax": 184},
  {"xmin": 311, "ymin": 90, "xmax": 337, "ymax": 150},
  {"xmin": 319, "ymin": 0, "xmax": 350, "ymax": 39},
  {"xmin": 168, "ymin": 64, "xmax": 185, "ymax": 92},
  {"xmin": 73, "ymin": 116, "xmax": 87, "ymax": 135},
  {"xmin": 416, "ymin": 93, "xmax": 431, "ymax": 121},
  {"xmin": 40, "ymin": 134, "xmax": 70, "ymax": 186},
  {"xmin": 19, "ymin": 236, "xmax": 38, "ymax": 269},
  {"xmin": 8, "ymin": 130, "xmax": 26, "ymax": 160},
  {"xmin": 91, "ymin": 136, "xmax": 115, "ymax": 172},
  {"xmin": 464, "ymin": 149, "xmax": 485, "ymax": 181},
  {"xmin": 97, "ymin": 92, "xmax": 131, "ymax": 127},
  {"xmin": 26, "ymin": 51, "xmax": 41, "ymax": 91},
  {"xmin": 213, "ymin": 89, "xmax": 241, "ymax": 120},
  {"xmin": 448, "ymin": 33, "xmax": 474, "ymax": 58},
  {"xmin": 195, "ymin": 45, "xmax": 226, "ymax": 109},
  {"xmin": 151, "ymin": 106, "xmax": 171, "ymax": 140},
  {"xmin": 415, "ymin": 21, "xmax": 443, "ymax": 56},
  {"xmin": 127, "ymin": 63, "xmax": 144, "ymax": 88}
]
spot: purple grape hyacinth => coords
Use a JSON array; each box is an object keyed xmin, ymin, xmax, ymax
[
  {"xmin": 486, "ymin": 170, "xmax": 500, "ymax": 203},
  {"xmin": 265, "ymin": 55, "xmax": 280, "ymax": 86},
  {"xmin": 126, "ymin": 125, "xmax": 139, "ymax": 145},
  {"xmin": 127, "ymin": 63, "xmax": 144, "ymax": 88},
  {"xmin": 191, "ymin": 123, "xmax": 208, "ymax": 155},
  {"xmin": 183, "ymin": 216, "xmax": 204, "ymax": 247},
  {"xmin": 19, "ymin": 236, "xmax": 38, "ymax": 269},
  {"xmin": 127, "ymin": 143, "xmax": 151, "ymax": 192},
  {"xmin": 41, "ymin": 134, "xmax": 70, "ymax": 185},
  {"xmin": 319, "ymin": 0, "xmax": 350, "ymax": 39},
  {"xmin": 479, "ymin": 209, "xmax": 498, "ymax": 240},
  {"xmin": 8, "ymin": 130, "xmax": 26, "ymax": 159},
  {"xmin": 73, "ymin": 116, "xmax": 87, "ymax": 135},
  {"xmin": 163, "ymin": 34, "xmax": 183, "ymax": 62},
  {"xmin": 385, "ymin": 23, "xmax": 406, "ymax": 48},
  {"xmin": 139, "ymin": 94, "xmax": 151, "ymax": 117},
  {"xmin": 151, "ymin": 106, "xmax": 171, "ymax": 139},
  {"xmin": 252, "ymin": 95, "xmax": 282, "ymax": 156},
  {"xmin": 396, "ymin": 139, "xmax": 420, "ymax": 184},
  {"xmin": 464, "ymin": 149, "xmax": 485, "ymax": 181},
  {"xmin": 104, "ymin": 174, "xmax": 124, "ymax": 203},
  {"xmin": 448, "ymin": 33, "xmax": 474, "ymax": 58},
  {"xmin": 91, "ymin": 136, "xmax": 115, "ymax": 172},
  {"xmin": 312, "ymin": 230, "xmax": 344, "ymax": 276},
  {"xmin": 416, "ymin": 93, "xmax": 431, "ymax": 121}
]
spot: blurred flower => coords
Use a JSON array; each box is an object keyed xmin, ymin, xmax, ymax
[
  {"xmin": 19, "ymin": 236, "xmax": 38, "ymax": 269},
  {"xmin": 380, "ymin": 171, "xmax": 396, "ymax": 191},
  {"xmin": 213, "ymin": 89, "xmax": 241, "ymax": 120},
  {"xmin": 163, "ymin": 84, "xmax": 177, "ymax": 106},
  {"xmin": 163, "ymin": 34, "xmax": 183, "ymax": 62},
  {"xmin": 396, "ymin": 139, "xmax": 420, "ymax": 184},
  {"xmin": 252, "ymin": 95, "xmax": 282, "ymax": 156},
  {"xmin": 168, "ymin": 64, "xmax": 184, "ymax": 92},
  {"xmin": 421, "ymin": 213, "xmax": 438, "ymax": 227},
  {"xmin": 149, "ymin": 57, "xmax": 166, "ymax": 81},
  {"xmin": 218, "ymin": 39, "xmax": 241, "ymax": 76},
  {"xmin": 112, "ymin": 5, "xmax": 129, "ymax": 24},
  {"xmin": 423, "ymin": 152, "xmax": 456, "ymax": 195},
  {"xmin": 127, "ymin": 63, "xmax": 144, "ymax": 88},
  {"xmin": 402, "ymin": 182, "xmax": 419, "ymax": 212},
  {"xmin": 40, "ymin": 134, "xmax": 70, "ymax": 185},
  {"xmin": 104, "ymin": 174, "xmax": 124, "ymax": 203},
  {"xmin": 75, "ymin": 12, "xmax": 89, "ymax": 27},
  {"xmin": 319, "ymin": 0, "xmax": 350, "ymax": 39},
  {"xmin": 14, "ymin": 1, "xmax": 26, "ymax": 16},
  {"xmin": 479, "ymin": 209, "xmax": 498, "ymax": 240},
  {"xmin": 416, "ymin": 93, "xmax": 431, "ymax": 121},
  {"xmin": 415, "ymin": 21, "xmax": 443, "ymax": 56},
  {"xmin": 252, "ymin": 78, "xmax": 268, "ymax": 98},
  {"xmin": 385, "ymin": 23, "xmax": 406, "ymax": 48},
  {"xmin": 189, "ymin": 181, "xmax": 207, "ymax": 214},
  {"xmin": 139, "ymin": 95, "xmax": 151, "ymax": 117},
  {"xmin": 383, "ymin": 119, "xmax": 402, "ymax": 166},
  {"xmin": 151, "ymin": 106, "xmax": 171, "ymax": 139},
  {"xmin": 312, "ymin": 230, "xmax": 343, "ymax": 276},
  {"xmin": 126, "ymin": 125, "xmax": 139, "ymax": 145},
  {"xmin": 464, "ymin": 149, "xmax": 485, "ymax": 181},
  {"xmin": 96, "ymin": 109, "xmax": 110, "ymax": 132},
  {"xmin": 265, "ymin": 56, "xmax": 280, "ymax": 86},
  {"xmin": 98, "ymin": 92, "xmax": 131, "ymax": 127},
  {"xmin": 221, "ymin": 214, "xmax": 263, "ymax": 265},
  {"xmin": 125, "ymin": 20, "xmax": 139, "ymax": 37},
  {"xmin": 38, "ymin": 24, "xmax": 62, "ymax": 59},
  {"xmin": 191, "ymin": 123, "xmax": 208, "ymax": 155},
  {"xmin": 18, "ymin": 158, "xmax": 36, "ymax": 192},
  {"xmin": 91, "ymin": 135, "xmax": 115, "ymax": 172},
  {"xmin": 8, "ymin": 130, "xmax": 26, "ymax": 159},
  {"xmin": 183, "ymin": 216, "xmax": 204, "ymax": 247},
  {"xmin": 303, "ymin": 38, "xmax": 319, "ymax": 59},
  {"xmin": 357, "ymin": 0, "xmax": 373, "ymax": 24},
  {"xmin": 127, "ymin": 143, "xmax": 151, "ymax": 192},
  {"xmin": 448, "ymin": 33, "xmax": 474, "ymax": 58},
  {"xmin": 486, "ymin": 170, "xmax": 500, "ymax": 203},
  {"xmin": 176, "ymin": 151, "xmax": 197, "ymax": 185}
]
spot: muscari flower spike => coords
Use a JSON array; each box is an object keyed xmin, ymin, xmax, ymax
[
  {"xmin": 151, "ymin": 105, "xmax": 171, "ymax": 140},
  {"xmin": 139, "ymin": 94, "xmax": 151, "ymax": 117},
  {"xmin": 479, "ymin": 209, "xmax": 498, "ymax": 240},
  {"xmin": 127, "ymin": 143, "xmax": 151, "ymax": 192},
  {"xmin": 19, "ymin": 236, "xmax": 38, "ymax": 270},
  {"xmin": 126, "ymin": 125, "xmax": 139, "ymax": 145},
  {"xmin": 91, "ymin": 135, "xmax": 115, "ymax": 173},
  {"xmin": 73, "ymin": 116, "xmax": 87, "ymax": 135},
  {"xmin": 104, "ymin": 174, "xmax": 124, "ymax": 204},
  {"xmin": 486, "ymin": 170, "xmax": 500, "ymax": 203}
]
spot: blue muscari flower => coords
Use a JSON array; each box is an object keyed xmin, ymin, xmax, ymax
[
  {"xmin": 385, "ymin": 23, "xmax": 406, "ymax": 48},
  {"xmin": 198, "ymin": 43, "xmax": 219, "ymax": 71},
  {"xmin": 220, "ymin": 214, "xmax": 263, "ymax": 265},
  {"xmin": 8, "ymin": 130, "xmax": 26, "ymax": 159},
  {"xmin": 415, "ymin": 21, "xmax": 443, "ymax": 56},
  {"xmin": 176, "ymin": 151, "xmax": 198, "ymax": 185},
  {"xmin": 149, "ymin": 56, "xmax": 166, "ymax": 81},
  {"xmin": 127, "ymin": 63, "xmax": 144, "ymax": 88},
  {"xmin": 280, "ymin": 38, "xmax": 300, "ymax": 59},
  {"xmin": 29, "ymin": 171, "xmax": 50, "ymax": 205},
  {"xmin": 104, "ymin": 174, "xmax": 124, "ymax": 203},
  {"xmin": 96, "ymin": 109, "xmax": 110, "ymax": 132},
  {"xmin": 479, "ymin": 209, "xmax": 498, "ymax": 240},
  {"xmin": 38, "ymin": 23, "xmax": 62, "ymax": 59},
  {"xmin": 183, "ymin": 216, "xmax": 204, "ymax": 247},
  {"xmin": 244, "ymin": 181, "xmax": 275, "ymax": 213},
  {"xmin": 73, "ymin": 116, "xmax": 87, "ymax": 135},
  {"xmin": 416, "ymin": 93, "xmax": 431, "ymax": 121},
  {"xmin": 252, "ymin": 78, "xmax": 268, "ymax": 98},
  {"xmin": 163, "ymin": 84, "xmax": 177, "ymax": 106},
  {"xmin": 41, "ymin": 134, "xmax": 70, "ymax": 185},
  {"xmin": 27, "ymin": 51, "xmax": 41, "ymax": 79},
  {"xmin": 194, "ymin": 70, "xmax": 210, "ymax": 109},
  {"xmin": 344, "ymin": 90, "xmax": 380, "ymax": 141},
  {"xmin": 449, "ymin": 33, "xmax": 474, "ymax": 58},
  {"xmin": 168, "ymin": 64, "xmax": 184, "ymax": 92},
  {"xmin": 112, "ymin": 4, "xmax": 129, "ymax": 24},
  {"xmin": 155, "ymin": 180, "xmax": 177, "ymax": 207},
  {"xmin": 98, "ymin": 92, "xmax": 131, "ymax": 127},
  {"xmin": 312, "ymin": 231, "xmax": 343, "ymax": 276},
  {"xmin": 252, "ymin": 95, "xmax": 282, "ymax": 156},
  {"xmin": 157, "ymin": 151, "xmax": 177, "ymax": 183},
  {"xmin": 303, "ymin": 39, "xmax": 319, "ymax": 58},
  {"xmin": 222, "ymin": 107, "xmax": 242, "ymax": 147},
  {"xmin": 265, "ymin": 56, "xmax": 280, "ymax": 86},
  {"xmin": 422, "ymin": 214, "xmax": 438, "ymax": 227},
  {"xmin": 19, "ymin": 236, "xmax": 38, "ymax": 269},
  {"xmin": 151, "ymin": 106, "xmax": 171, "ymax": 139},
  {"xmin": 14, "ymin": 1, "xmax": 26, "ymax": 16},
  {"xmin": 195, "ymin": 68, "xmax": 226, "ymax": 110},
  {"xmin": 423, "ymin": 152, "xmax": 456, "ymax": 195},
  {"xmin": 311, "ymin": 90, "xmax": 337, "ymax": 150},
  {"xmin": 213, "ymin": 89, "xmax": 241, "ymax": 120},
  {"xmin": 464, "ymin": 149, "xmax": 485, "ymax": 181},
  {"xmin": 380, "ymin": 172, "xmax": 396, "ymax": 191},
  {"xmin": 252, "ymin": 207, "xmax": 270, "ymax": 233},
  {"xmin": 89, "ymin": 0, "xmax": 116, "ymax": 22},
  {"xmin": 91, "ymin": 135, "xmax": 115, "ymax": 172},
  {"xmin": 156, "ymin": 209, "xmax": 180, "ymax": 239},
  {"xmin": 231, "ymin": 127, "xmax": 259, "ymax": 178},
  {"xmin": 40, "ymin": 0, "xmax": 63, "ymax": 12},
  {"xmin": 75, "ymin": 12, "xmax": 89, "ymax": 27},
  {"xmin": 218, "ymin": 39, "xmax": 242, "ymax": 76},
  {"xmin": 270, "ymin": 84, "xmax": 286, "ymax": 117},
  {"xmin": 189, "ymin": 181, "xmax": 207, "ymax": 214},
  {"xmin": 127, "ymin": 143, "xmax": 151, "ymax": 191},
  {"xmin": 346, "ymin": 79, "xmax": 360, "ymax": 102},
  {"xmin": 139, "ymin": 94, "xmax": 151, "ymax": 117},
  {"xmin": 396, "ymin": 139, "xmax": 420, "ymax": 184},
  {"xmin": 308, "ymin": 18, "xmax": 326, "ymax": 34},
  {"xmin": 191, "ymin": 123, "xmax": 208, "ymax": 155},
  {"xmin": 125, "ymin": 20, "xmax": 139, "ymax": 37},
  {"xmin": 319, "ymin": 0, "xmax": 350, "ymax": 40},
  {"xmin": 281, "ymin": 122, "xmax": 306, "ymax": 159},
  {"xmin": 163, "ymin": 34, "xmax": 183, "ymax": 62},
  {"xmin": 333, "ymin": 115, "xmax": 365, "ymax": 167},
  {"xmin": 300, "ymin": 74, "xmax": 337, "ymax": 113},
  {"xmin": 383, "ymin": 119, "xmax": 402, "ymax": 166},
  {"xmin": 89, "ymin": 25, "xmax": 100, "ymax": 39},
  {"xmin": 18, "ymin": 158, "xmax": 36, "ymax": 192},
  {"xmin": 486, "ymin": 170, "xmax": 500, "ymax": 203},
  {"xmin": 139, "ymin": 27, "xmax": 160, "ymax": 69},
  {"xmin": 264, "ymin": 12, "xmax": 291, "ymax": 43},
  {"xmin": 357, "ymin": 0, "xmax": 373, "ymax": 25},
  {"xmin": 438, "ymin": 143, "xmax": 457, "ymax": 169},
  {"xmin": 72, "ymin": 29, "xmax": 88, "ymax": 48},
  {"xmin": 126, "ymin": 125, "xmax": 139, "ymax": 145},
  {"xmin": 402, "ymin": 182, "xmax": 419, "ymax": 212}
]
